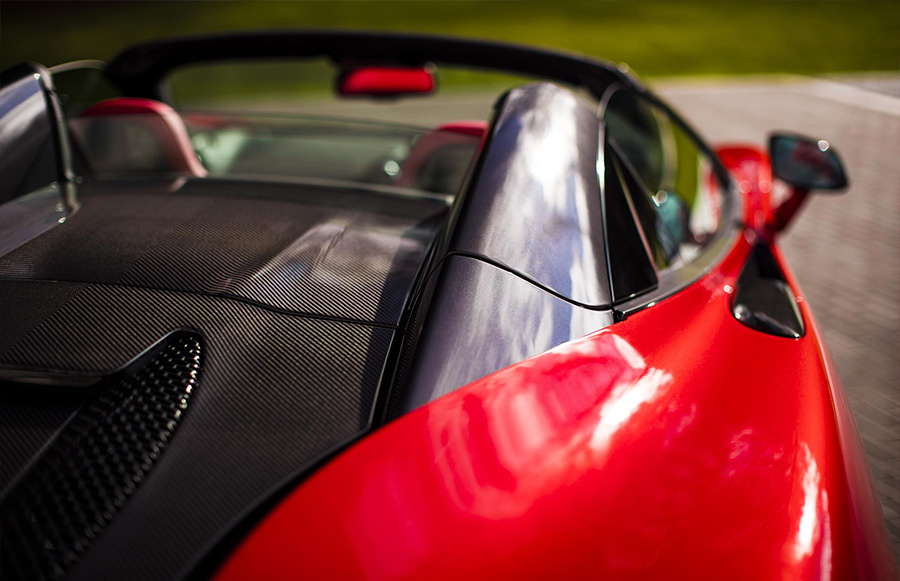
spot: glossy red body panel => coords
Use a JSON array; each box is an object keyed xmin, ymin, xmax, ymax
[
  {"xmin": 716, "ymin": 144, "xmax": 773, "ymax": 232},
  {"xmin": 79, "ymin": 98, "xmax": 207, "ymax": 176},
  {"xmin": 770, "ymin": 243, "xmax": 898, "ymax": 577},
  {"xmin": 338, "ymin": 66, "xmax": 436, "ymax": 97},
  {"xmin": 436, "ymin": 121, "xmax": 487, "ymax": 139},
  {"xmin": 715, "ymin": 144, "xmax": 816, "ymax": 239},
  {"xmin": 216, "ymin": 229, "xmax": 896, "ymax": 579}
]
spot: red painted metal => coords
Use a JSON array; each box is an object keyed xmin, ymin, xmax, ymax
[
  {"xmin": 771, "ymin": 187, "xmax": 812, "ymax": 233},
  {"xmin": 716, "ymin": 145, "xmax": 773, "ymax": 233},
  {"xmin": 216, "ymin": 230, "xmax": 897, "ymax": 579},
  {"xmin": 338, "ymin": 66, "xmax": 436, "ymax": 97},
  {"xmin": 79, "ymin": 98, "xmax": 207, "ymax": 176},
  {"xmin": 716, "ymin": 144, "xmax": 817, "ymax": 238},
  {"xmin": 436, "ymin": 121, "xmax": 487, "ymax": 139}
]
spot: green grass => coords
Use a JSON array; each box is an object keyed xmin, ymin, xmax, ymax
[{"xmin": 3, "ymin": 1, "xmax": 898, "ymax": 77}]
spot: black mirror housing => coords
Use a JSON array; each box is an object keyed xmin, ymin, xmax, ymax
[{"xmin": 769, "ymin": 133, "xmax": 848, "ymax": 192}]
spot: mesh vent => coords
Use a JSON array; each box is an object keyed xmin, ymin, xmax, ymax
[{"xmin": 0, "ymin": 331, "xmax": 202, "ymax": 581}]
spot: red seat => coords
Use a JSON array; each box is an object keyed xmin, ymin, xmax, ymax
[
  {"xmin": 73, "ymin": 98, "xmax": 206, "ymax": 177},
  {"xmin": 395, "ymin": 121, "xmax": 486, "ymax": 193}
]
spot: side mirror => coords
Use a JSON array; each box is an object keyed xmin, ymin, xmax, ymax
[
  {"xmin": 769, "ymin": 133, "xmax": 847, "ymax": 191},
  {"xmin": 766, "ymin": 133, "xmax": 848, "ymax": 234}
]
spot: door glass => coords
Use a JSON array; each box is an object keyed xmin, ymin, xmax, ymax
[{"xmin": 603, "ymin": 88, "xmax": 725, "ymax": 269}]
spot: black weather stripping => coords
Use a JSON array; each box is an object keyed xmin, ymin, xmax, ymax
[{"xmin": 731, "ymin": 244, "xmax": 805, "ymax": 338}]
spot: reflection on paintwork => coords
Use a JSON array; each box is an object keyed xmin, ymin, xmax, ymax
[
  {"xmin": 413, "ymin": 325, "xmax": 840, "ymax": 575},
  {"xmin": 216, "ymin": 232, "xmax": 897, "ymax": 579},
  {"xmin": 402, "ymin": 256, "xmax": 614, "ymax": 411},
  {"xmin": 450, "ymin": 84, "xmax": 610, "ymax": 307},
  {"xmin": 789, "ymin": 442, "xmax": 833, "ymax": 580},
  {"xmin": 426, "ymin": 331, "xmax": 655, "ymax": 518},
  {"xmin": 796, "ymin": 444, "xmax": 821, "ymax": 560},
  {"xmin": 727, "ymin": 428, "xmax": 753, "ymax": 460},
  {"xmin": 590, "ymin": 367, "xmax": 671, "ymax": 453},
  {"xmin": 588, "ymin": 334, "xmax": 674, "ymax": 455}
]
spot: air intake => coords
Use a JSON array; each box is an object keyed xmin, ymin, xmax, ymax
[{"xmin": 1, "ymin": 331, "xmax": 203, "ymax": 581}]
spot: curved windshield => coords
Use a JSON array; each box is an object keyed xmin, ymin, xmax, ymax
[
  {"xmin": 61, "ymin": 57, "xmax": 580, "ymax": 197},
  {"xmin": 184, "ymin": 113, "xmax": 481, "ymax": 195},
  {"xmin": 68, "ymin": 111, "xmax": 482, "ymax": 196}
]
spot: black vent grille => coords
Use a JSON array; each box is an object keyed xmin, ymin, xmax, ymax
[{"xmin": 0, "ymin": 331, "xmax": 202, "ymax": 581}]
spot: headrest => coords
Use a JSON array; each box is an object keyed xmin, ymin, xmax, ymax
[{"xmin": 76, "ymin": 98, "xmax": 206, "ymax": 176}]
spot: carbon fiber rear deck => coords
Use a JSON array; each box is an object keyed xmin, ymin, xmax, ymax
[
  {"xmin": 0, "ymin": 179, "xmax": 446, "ymax": 326},
  {"xmin": 0, "ymin": 178, "xmax": 442, "ymax": 580},
  {"xmin": 2, "ymin": 332, "xmax": 202, "ymax": 581}
]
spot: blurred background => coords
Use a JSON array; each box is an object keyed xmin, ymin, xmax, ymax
[
  {"xmin": 2, "ymin": 0, "xmax": 899, "ymax": 75},
  {"xmin": 3, "ymin": 0, "xmax": 899, "ymax": 560}
]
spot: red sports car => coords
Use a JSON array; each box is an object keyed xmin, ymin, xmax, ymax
[{"xmin": 0, "ymin": 31, "xmax": 895, "ymax": 580}]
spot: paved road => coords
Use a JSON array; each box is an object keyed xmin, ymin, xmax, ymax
[{"xmin": 656, "ymin": 75, "xmax": 900, "ymax": 558}]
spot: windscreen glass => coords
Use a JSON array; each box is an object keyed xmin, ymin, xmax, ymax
[
  {"xmin": 165, "ymin": 59, "xmax": 531, "ymax": 125},
  {"xmin": 68, "ymin": 112, "xmax": 482, "ymax": 196},
  {"xmin": 65, "ymin": 58, "xmax": 542, "ymax": 195},
  {"xmin": 0, "ymin": 69, "xmax": 61, "ymax": 204}
]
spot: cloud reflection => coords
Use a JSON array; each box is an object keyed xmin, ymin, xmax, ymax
[
  {"xmin": 794, "ymin": 443, "xmax": 823, "ymax": 561},
  {"xmin": 429, "ymin": 331, "xmax": 672, "ymax": 518},
  {"xmin": 590, "ymin": 367, "xmax": 672, "ymax": 454},
  {"xmin": 784, "ymin": 442, "xmax": 834, "ymax": 579}
]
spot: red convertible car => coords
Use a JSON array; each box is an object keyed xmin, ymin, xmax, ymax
[{"xmin": 0, "ymin": 31, "xmax": 895, "ymax": 580}]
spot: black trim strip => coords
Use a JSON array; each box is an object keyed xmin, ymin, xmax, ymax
[
  {"xmin": 104, "ymin": 30, "xmax": 636, "ymax": 102},
  {"xmin": 442, "ymin": 251, "xmax": 615, "ymax": 312}
]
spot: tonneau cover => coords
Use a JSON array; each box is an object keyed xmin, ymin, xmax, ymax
[{"xmin": 0, "ymin": 177, "xmax": 447, "ymax": 580}]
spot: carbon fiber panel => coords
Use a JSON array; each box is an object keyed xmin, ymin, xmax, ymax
[
  {"xmin": 0, "ymin": 282, "xmax": 94, "ymax": 493},
  {"xmin": 0, "ymin": 179, "xmax": 435, "ymax": 579},
  {"xmin": 1, "ymin": 332, "xmax": 202, "ymax": 581},
  {"xmin": 0, "ymin": 388, "xmax": 84, "ymax": 496},
  {"xmin": 449, "ymin": 84, "xmax": 611, "ymax": 307},
  {"xmin": 0, "ymin": 281, "xmax": 86, "ymax": 358},
  {"xmin": 0, "ymin": 279, "xmax": 393, "ymax": 581},
  {"xmin": 0, "ymin": 182, "xmax": 446, "ymax": 325}
]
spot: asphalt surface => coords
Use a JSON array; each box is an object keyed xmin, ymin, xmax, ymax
[{"xmin": 656, "ymin": 74, "xmax": 900, "ymax": 559}]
